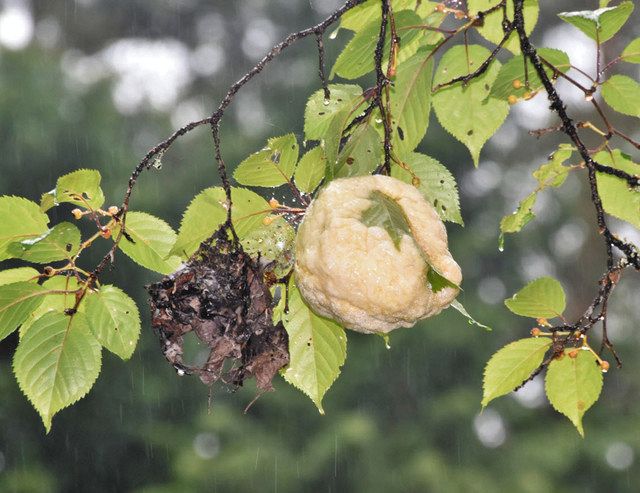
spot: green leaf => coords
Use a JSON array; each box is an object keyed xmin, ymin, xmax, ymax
[
  {"xmin": 85, "ymin": 285, "xmax": 140, "ymax": 360},
  {"xmin": 601, "ymin": 74, "xmax": 640, "ymax": 117},
  {"xmin": 170, "ymin": 187, "xmax": 270, "ymax": 258},
  {"xmin": 13, "ymin": 311, "xmax": 101, "ymax": 432},
  {"xmin": 113, "ymin": 212, "xmax": 182, "ymax": 275},
  {"xmin": 0, "ymin": 196, "xmax": 50, "ymax": 261},
  {"xmin": 241, "ymin": 217, "xmax": 295, "ymax": 278},
  {"xmin": 335, "ymin": 124, "xmax": 382, "ymax": 178},
  {"xmin": 19, "ymin": 275, "xmax": 83, "ymax": 338},
  {"xmin": 620, "ymin": 38, "xmax": 640, "ymax": 63},
  {"xmin": 482, "ymin": 337, "xmax": 552, "ymax": 407},
  {"xmin": 504, "ymin": 277, "xmax": 566, "ymax": 319},
  {"xmin": 42, "ymin": 169, "xmax": 105, "ymax": 211},
  {"xmin": 294, "ymin": 147, "xmax": 326, "ymax": 193},
  {"xmin": 339, "ymin": 0, "xmax": 439, "ymax": 32},
  {"xmin": 545, "ymin": 350, "xmax": 603, "ymax": 437},
  {"xmin": 427, "ymin": 267, "xmax": 459, "ymax": 293},
  {"xmin": 468, "ymin": 0, "xmax": 539, "ymax": 54},
  {"xmin": 490, "ymin": 48, "xmax": 571, "ymax": 102},
  {"xmin": 391, "ymin": 152, "xmax": 463, "ymax": 224},
  {"xmin": 500, "ymin": 146, "xmax": 574, "ymax": 247},
  {"xmin": 282, "ymin": 284, "xmax": 347, "ymax": 413},
  {"xmin": 304, "ymin": 84, "xmax": 363, "ymax": 141},
  {"xmin": 390, "ymin": 47, "xmax": 434, "ymax": 158},
  {"xmin": 0, "ymin": 267, "xmax": 39, "ymax": 286},
  {"xmin": 432, "ymin": 45, "xmax": 509, "ymax": 166},
  {"xmin": 331, "ymin": 10, "xmax": 422, "ymax": 80},
  {"xmin": 594, "ymin": 149, "xmax": 640, "ymax": 229},
  {"xmin": 360, "ymin": 190, "xmax": 412, "ymax": 249},
  {"xmin": 323, "ymin": 107, "xmax": 356, "ymax": 181},
  {"xmin": 0, "ymin": 281, "xmax": 46, "ymax": 342},
  {"xmin": 233, "ymin": 134, "xmax": 299, "ymax": 187},
  {"xmin": 558, "ymin": 1, "xmax": 634, "ymax": 43},
  {"xmin": 449, "ymin": 299, "xmax": 491, "ymax": 331},
  {"xmin": 7, "ymin": 222, "xmax": 81, "ymax": 263}
]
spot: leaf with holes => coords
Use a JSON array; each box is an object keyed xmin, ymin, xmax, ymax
[
  {"xmin": 233, "ymin": 134, "xmax": 299, "ymax": 187},
  {"xmin": 558, "ymin": 1, "xmax": 634, "ymax": 43},
  {"xmin": 0, "ymin": 268, "xmax": 39, "ymax": 286},
  {"xmin": 601, "ymin": 75, "xmax": 640, "ymax": 117},
  {"xmin": 282, "ymin": 283, "xmax": 347, "ymax": 413},
  {"xmin": 0, "ymin": 281, "xmax": 46, "ymax": 342},
  {"xmin": 331, "ymin": 10, "xmax": 422, "ymax": 80},
  {"xmin": 304, "ymin": 84, "xmax": 363, "ymax": 141},
  {"xmin": 41, "ymin": 169, "xmax": 105, "ymax": 211},
  {"xmin": 171, "ymin": 187, "xmax": 270, "ymax": 258},
  {"xmin": 85, "ymin": 285, "xmax": 140, "ymax": 360},
  {"xmin": 594, "ymin": 149, "xmax": 640, "ymax": 229},
  {"xmin": 8, "ymin": 222, "xmax": 81, "ymax": 263},
  {"xmin": 294, "ymin": 147, "xmax": 326, "ymax": 193},
  {"xmin": 545, "ymin": 350, "xmax": 603, "ymax": 437},
  {"xmin": 482, "ymin": 337, "xmax": 552, "ymax": 407},
  {"xmin": 468, "ymin": 0, "xmax": 539, "ymax": 54},
  {"xmin": 0, "ymin": 196, "xmax": 50, "ymax": 262},
  {"xmin": 433, "ymin": 45, "xmax": 508, "ymax": 166},
  {"xmin": 113, "ymin": 212, "xmax": 182, "ymax": 275},
  {"xmin": 335, "ymin": 124, "xmax": 382, "ymax": 178},
  {"xmin": 390, "ymin": 47, "xmax": 434, "ymax": 159},
  {"xmin": 13, "ymin": 311, "xmax": 101, "ymax": 432},
  {"xmin": 490, "ymin": 48, "xmax": 571, "ymax": 102},
  {"xmin": 505, "ymin": 277, "xmax": 566, "ymax": 319},
  {"xmin": 391, "ymin": 152, "xmax": 462, "ymax": 224}
]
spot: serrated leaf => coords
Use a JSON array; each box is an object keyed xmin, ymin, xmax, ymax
[
  {"xmin": 594, "ymin": 149, "xmax": 640, "ymax": 229},
  {"xmin": 482, "ymin": 337, "xmax": 551, "ymax": 407},
  {"xmin": 360, "ymin": 190, "xmax": 412, "ymax": 249},
  {"xmin": 391, "ymin": 152, "xmax": 463, "ymax": 224},
  {"xmin": 282, "ymin": 284, "xmax": 347, "ymax": 413},
  {"xmin": 7, "ymin": 222, "xmax": 80, "ymax": 263},
  {"xmin": 42, "ymin": 169, "xmax": 105, "ymax": 211},
  {"xmin": 241, "ymin": 217, "xmax": 295, "ymax": 278},
  {"xmin": 13, "ymin": 311, "xmax": 101, "ymax": 432},
  {"xmin": 545, "ymin": 350, "xmax": 603, "ymax": 437},
  {"xmin": 0, "ymin": 196, "xmax": 50, "ymax": 261},
  {"xmin": 233, "ymin": 134, "xmax": 299, "ymax": 187},
  {"xmin": 335, "ymin": 123, "xmax": 382, "ymax": 178},
  {"xmin": 113, "ymin": 212, "xmax": 182, "ymax": 275},
  {"xmin": 432, "ymin": 45, "xmax": 509, "ymax": 166},
  {"xmin": 468, "ymin": 0, "xmax": 539, "ymax": 54},
  {"xmin": 558, "ymin": 1, "xmax": 634, "ymax": 43},
  {"xmin": 19, "ymin": 275, "xmax": 83, "ymax": 338},
  {"xmin": 505, "ymin": 276, "xmax": 566, "ymax": 319},
  {"xmin": 500, "ymin": 192, "xmax": 537, "ymax": 247},
  {"xmin": 85, "ymin": 285, "xmax": 140, "ymax": 360},
  {"xmin": 294, "ymin": 147, "xmax": 326, "ymax": 193},
  {"xmin": 304, "ymin": 84, "xmax": 363, "ymax": 141},
  {"xmin": 0, "ymin": 281, "xmax": 46, "ymax": 342},
  {"xmin": 390, "ymin": 47, "xmax": 434, "ymax": 158},
  {"xmin": 620, "ymin": 38, "xmax": 640, "ymax": 63},
  {"xmin": 601, "ymin": 74, "xmax": 640, "ymax": 117},
  {"xmin": 339, "ymin": 0, "xmax": 439, "ymax": 32},
  {"xmin": 490, "ymin": 48, "xmax": 571, "ymax": 102},
  {"xmin": 331, "ymin": 10, "xmax": 422, "ymax": 80},
  {"xmin": 0, "ymin": 267, "xmax": 39, "ymax": 286},
  {"xmin": 449, "ymin": 299, "xmax": 491, "ymax": 331},
  {"xmin": 170, "ymin": 187, "xmax": 270, "ymax": 258}
]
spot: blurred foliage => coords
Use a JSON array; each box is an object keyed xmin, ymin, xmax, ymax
[{"xmin": 1, "ymin": 0, "xmax": 639, "ymax": 492}]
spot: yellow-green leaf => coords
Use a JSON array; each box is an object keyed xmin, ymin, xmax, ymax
[
  {"xmin": 601, "ymin": 74, "xmax": 640, "ymax": 117},
  {"xmin": 304, "ymin": 84, "xmax": 363, "ymax": 141},
  {"xmin": 594, "ymin": 149, "xmax": 640, "ymax": 229},
  {"xmin": 294, "ymin": 147, "xmax": 326, "ymax": 193},
  {"xmin": 0, "ymin": 267, "xmax": 39, "ymax": 286},
  {"xmin": 0, "ymin": 196, "xmax": 50, "ymax": 261},
  {"xmin": 13, "ymin": 311, "xmax": 101, "ymax": 432},
  {"xmin": 233, "ymin": 134, "xmax": 299, "ymax": 187},
  {"xmin": 0, "ymin": 281, "xmax": 46, "ymax": 342},
  {"xmin": 482, "ymin": 337, "xmax": 552, "ymax": 407},
  {"xmin": 504, "ymin": 277, "xmax": 566, "ymax": 319},
  {"xmin": 558, "ymin": 1, "xmax": 634, "ymax": 43},
  {"xmin": 8, "ymin": 222, "xmax": 80, "ymax": 263},
  {"xmin": 42, "ymin": 169, "xmax": 105, "ymax": 211},
  {"xmin": 545, "ymin": 350, "xmax": 603, "ymax": 437}
]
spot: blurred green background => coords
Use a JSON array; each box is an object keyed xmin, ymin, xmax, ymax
[{"xmin": 1, "ymin": 0, "xmax": 639, "ymax": 491}]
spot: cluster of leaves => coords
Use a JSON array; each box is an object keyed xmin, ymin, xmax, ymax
[{"xmin": 1, "ymin": 0, "xmax": 639, "ymax": 433}]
